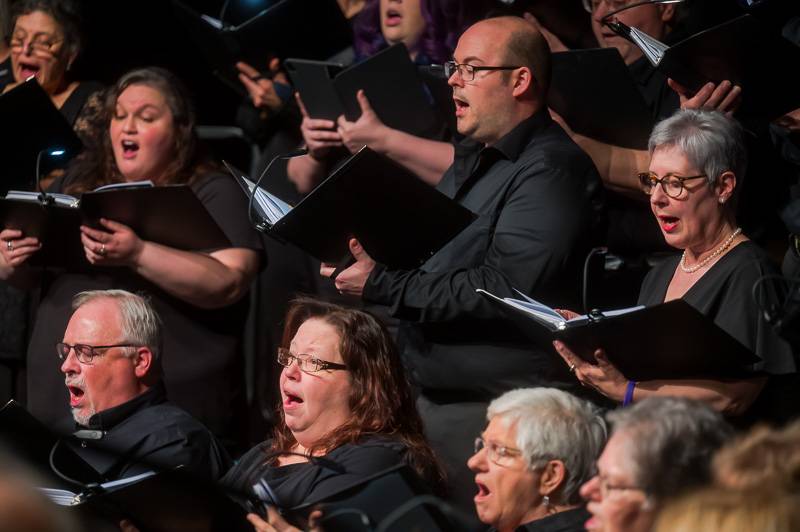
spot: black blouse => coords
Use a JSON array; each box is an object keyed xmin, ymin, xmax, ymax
[
  {"xmin": 638, "ymin": 241, "xmax": 796, "ymax": 375},
  {"xmin": 221, "ymin": 437, "xmax": 408, "ymax": 509}
]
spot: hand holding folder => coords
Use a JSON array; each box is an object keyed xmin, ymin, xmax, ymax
[
  {"xmin": 0, "ymin": 184, "xmax": 231, "ymax": 269},
  {"xmin": 226, "ymin": 147, "xmax": 476, "ymax": 269},
  {"xmin": 286, "ymin": 44, "xmax": 444, "ymax": 138},
  {"xmin": 477, "ymin": 288, "xmax": 761, "ymax": 381},
  {"xmin": 171, "ymin": 0, "xmax": 352, "ymax": 98},
  {"xmin": 606, "ymin": 14, "xmax": 800, "ymax": 122}
]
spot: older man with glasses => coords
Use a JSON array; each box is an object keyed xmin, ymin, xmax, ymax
[{"xmin": 56, "ymin": 289, "xmax": 230, "ymax": 481}]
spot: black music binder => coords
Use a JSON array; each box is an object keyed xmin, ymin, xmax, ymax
[
  {"xmin": 226, "ymin": 147, "xmax": 476, "ymax": 269},
  {"xmin": 288, "ymin": 464, "xmax": 469, "ymax": 532},
  {"xmin": 172, "ymin": 0, "xmax": 352, "ymax": 97},
  {"xmin": 286, "ymin": 43, "xmax": 444, "ymax": 138},
  {"xmin": 0, "ymin": 184, "xmax": 231, "ymax": 268},
  {"xmin": 608, "ymin": 14, "xmax": 800, "ymax": 121},
  {"xmin": 0, "ymin": 79, "xmax": 82, "ymax": 194},
  {"xmin": 43, "ymin": 467, "xmax": 251, "ymax": 532},
  {"xmin": 478, "ymin": 289, "xmax": 761, "ymax": 381},
  {"xmin": 549, "ymin": 48, "xmax": 655, "ymax": 149}
]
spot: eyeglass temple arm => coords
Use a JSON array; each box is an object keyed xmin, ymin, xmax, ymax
[{"xmin": 601, "ymin": 0, "xmax": 686, "ymax": 24}]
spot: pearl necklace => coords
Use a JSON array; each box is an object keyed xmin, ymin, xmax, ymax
[{"xmin": 680, "ymin": 227, "xmax": 742, "ymax": 273}]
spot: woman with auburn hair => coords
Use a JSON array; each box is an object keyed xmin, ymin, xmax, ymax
[{"xmin": 222, "ymin": 297, "xmax": 444, "ymax": 525}]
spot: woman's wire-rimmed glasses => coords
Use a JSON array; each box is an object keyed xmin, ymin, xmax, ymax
[{"xmin": 277, "ymin": 347, "xmax": 348, "ymax": 374}]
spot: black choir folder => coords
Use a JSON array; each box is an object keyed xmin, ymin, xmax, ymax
[
  {"xmin": 1, "ymin": 400, "xmax": 250, "ymax": 531},
  {"xmin": 549, "ymin": 48, "xmax": 654, "ymax": 149},
  {"xmin": 226, "ymin": 147, "xmax": 476, "ymax": 269},
  {"xmin": 0, "ymin": 400, "xmax": 101, "ymax": 488},
  {"xmin": 0, "ymin": 79, "xmax": 82, "ymax": 194},
  {"xmin": 477, "ymin": 289, "xmax": 761, "ymax": 382},
  {"xmin": 172, "ymin": 0, "xmax": 352, "ymax": 96},
  {"xmin": 43, "ymin": 468, "xmax": 252, "ymax": 532},
  {"xmin": 0, "ymin": 182, "xmax": 230, "ymax": 268},
  {"xmin": 286, "ymin": 43, "xmax": 443, "ymax": 138},
  {"xmin": 288, "ymin": 464, "xmax": 468, "ymax": 532},
  {"xmin": 608, "ymin": 14, "xmax": 800, "ymax": 121}
]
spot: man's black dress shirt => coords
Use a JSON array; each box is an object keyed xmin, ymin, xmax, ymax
[
  {"xmin": 61, "ymin": 382, "xmax": 231, "ymax": 481},
  {"xmin": 363, "ymin": 110, "xmax": 605, "ymax": 401}
]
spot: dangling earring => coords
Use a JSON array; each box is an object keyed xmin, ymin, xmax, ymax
[{"xmin": 542, "ymin": 495, "xmax": 550, "ymax": 508}]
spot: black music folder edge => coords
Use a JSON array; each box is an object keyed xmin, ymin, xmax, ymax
[
  {"xmin": 286, "ymin": 43, "xmax": 444, "ymax": 138},
  {"xmin": 549, "ymin": 48, "xmax": 655, "ymax": 149},
  {"xmin": 225, "ymin": 146, "xmax": 476, "ymax": 269},
  {"xmin": 0, "ymin": 79, "xmax": 82, "ymax": 194},
  {"xmin": 172, "ymin": 0, "xmax": 352, "ymax": 97},
  {"xmin": 607, "ymin": 14, "xmax": 800, "ymax": 122},
  {"xmin": 477, "ymin": 288, "xmax": 761, "ymax": 381},
  {"xmin": 0, "ymin": 184, "xmax": 231, "ymax": 268}
]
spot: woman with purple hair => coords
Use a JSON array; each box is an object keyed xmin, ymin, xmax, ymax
[{"xmin": 287, "ymin": 0, "xmax": 490, "ymax": 193}]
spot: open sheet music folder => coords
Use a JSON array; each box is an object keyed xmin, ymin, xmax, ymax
[
  {"xmin": 0, "ymin": 79, "xmax": 83, "ymax": 194},
  {"xmin": 286, "ymin": 43, "xmax": 444, "ymax": 138},
  {"xmin": 43, "ymin": 467, "xmax": 251, "ymax": 532},
  {"xmin": 0, "ymin": 183, "xmax": 230, "ymax": 268},
  {"xmin": 478, "ymin": 288, "xmax": 761, "ymax": 381},
  {"xmin": 608, "ymin": 14, "xmax": 800, "ymax": 121},
  {"xmin": 225, "ymin": 146, "xmax": 476, "ymax": 269}
]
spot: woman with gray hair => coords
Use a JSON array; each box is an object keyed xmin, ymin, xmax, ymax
[
  {"xmin": 581, "ymin": 396, "xmax": 731, "ymax": 532},
  {"xmin": 467, "ymin": 387, "xmax": 606, "ymax": 532},
  {"xmin": 554, "ymin": 109, "xmax": 796, "ymax": 419}
]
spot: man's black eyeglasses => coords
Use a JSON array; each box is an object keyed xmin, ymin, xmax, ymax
[
  {"xmin": 444, "ymin": 61, "xmax": 521, "ymax": 82},
  {"xmin": 56, "ymin": 342, "xmax": 139, "ymax": 365}
]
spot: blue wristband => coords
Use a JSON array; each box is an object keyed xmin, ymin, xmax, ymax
[{"xmin": 622, "ymin": 381, "xmax": 637, "ymax": 406}]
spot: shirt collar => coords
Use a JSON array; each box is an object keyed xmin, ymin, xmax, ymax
[
  {"xmin": 451, "ymin": 110, "xmax": 551, "ymax": 190},
  {"xmin": 80, "ymin": 381, "xmax": 166, "ymax": 431},
  {"xmin": 490, "ymin": 110, "xmax": 552, "ymax": 162}
]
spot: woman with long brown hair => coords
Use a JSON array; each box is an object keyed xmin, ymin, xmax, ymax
[{"xmin": 222, "ymin": 297, "xmax": 444, "ymax": 520}]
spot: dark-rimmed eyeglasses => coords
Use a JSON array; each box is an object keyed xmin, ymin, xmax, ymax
[
  {"xmin": 56, "ymin": 342, "xmax": 138, "ymax": 365},
  {"xmin": 9, "ymin": 32, "xmax": 64, "ymax": 56},
  {"xmin": 474, "ymin": 436, "xmax": 524, "ymax": 467},
  {"xmin": 637, "ymin": 171, "xmax": 707, "ymax": 199},
  {"xmin": 277, "ymin": 347, "xmax": 348, "ymax": 374},
  {"xmin": 591, "ymin": 472, "xmax": 645, "ymax": 498},
  {"xmin": 443, "ymin": 61, "xmax": 521, "ymax": 82}
]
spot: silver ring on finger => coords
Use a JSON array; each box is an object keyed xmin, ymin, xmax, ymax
[
  {"xmin": 569, "ymin": 363, "xmax": 576, "ymax": 374},
  {"xmin": 99, "ymin": 243, "xmax": 106, "ymax": 256},
  {"xmin": 6, "ymin": 240, "xmax": 12, "ymax": 252}
]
